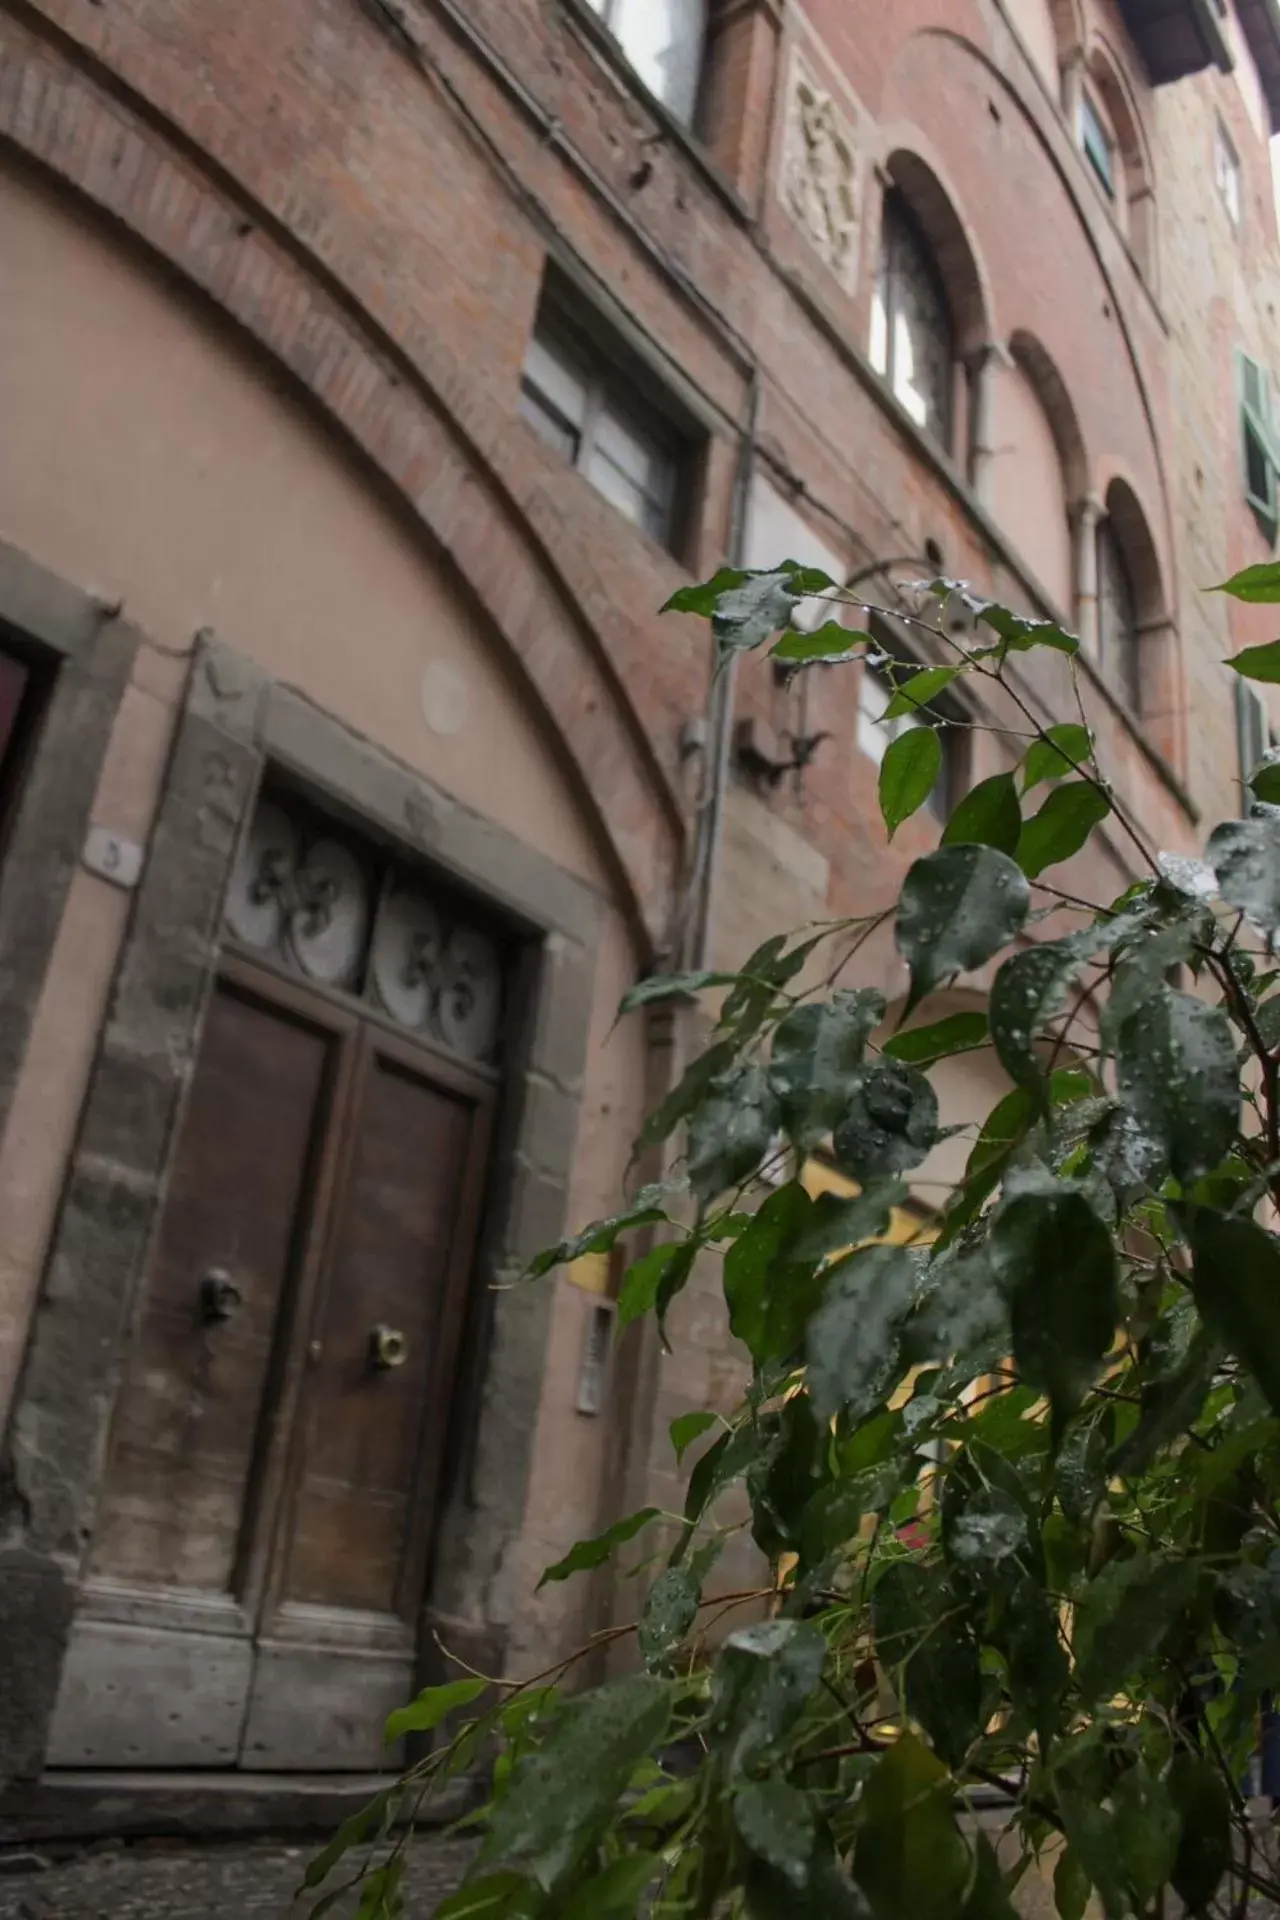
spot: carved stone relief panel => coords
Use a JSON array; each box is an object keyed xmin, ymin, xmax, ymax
[{"xmin": 779, "ymin": 49, "xmax": 863, "ymax": 291}]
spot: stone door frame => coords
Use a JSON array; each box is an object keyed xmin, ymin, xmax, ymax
[{"xmin": 0, "ymin": 631, "xmax": 601, "ymax": 1802}]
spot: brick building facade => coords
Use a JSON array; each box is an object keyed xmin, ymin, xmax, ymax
[{"xmin": 0, "ymin": 0, "xmax": 1277, "ymax": 1831}]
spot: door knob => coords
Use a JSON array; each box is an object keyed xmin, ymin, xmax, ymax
[
  {"xmin": 199, "ymin": 1268, "xmax": 243, "ymax": 1324},
  {"xmin": 368, "ymin": 1325, "xmax": 409, "ymax": 1371}
]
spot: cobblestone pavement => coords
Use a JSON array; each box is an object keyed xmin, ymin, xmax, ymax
[{"xmin": 0, "ymin": 1839, "xmax": 474, "ymax": 1919}]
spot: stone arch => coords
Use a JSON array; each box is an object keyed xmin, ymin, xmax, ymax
[
  {"xmin": 879, "ymin": 141, "xmax": 994, "ymax": 357},
  {"xmin": 0, "ymin": 22, "xmax": 684, "ymax": 961},
  {"xmin": 1008, "ymin": 330, "xmax": 1089, "ymax": 503}
]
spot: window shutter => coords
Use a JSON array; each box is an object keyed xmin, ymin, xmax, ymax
[
  {"xmin": 1237, "ymin": 677, "xmax": 1269, "ymax": 785},
  {"xmin": 1238, "ymin": 349, "xmax": 1279, "ymax": 526}
]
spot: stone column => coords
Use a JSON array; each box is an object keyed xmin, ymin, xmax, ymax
[
  {"xmin": 1073, "ymin": 493, "xmax": 1104, "ymax": 658},
  {"xmin": 966, "ymin": 340, "xmax": 1013, "ymax": 507}
]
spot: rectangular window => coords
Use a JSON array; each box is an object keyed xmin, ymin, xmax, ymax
[
  {"xmin": 520, "ymin": 294, "xmax": 696, "ymax": 553},
  {"xmin": 1215, "ymin": 117, "xmax": 1242, "ymax": 227},
  {"xmin": 1079, "ymin": 90, "xmax": 1115, "ymax": 198},
  {"xmin": 1238, "ymin": 349, "xmax": 1280, "ymax": 532},
  {"xmin": 580, "ymin": 0, "xmax": 707, "ymax": 127}
]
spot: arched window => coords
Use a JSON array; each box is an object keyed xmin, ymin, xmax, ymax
[
  {"xmin": 584, "ymin": 0, "xmax": 707, "ymax": 125},
  {"xmin": 1096, "ymin": 515, "xmax": 1140, "ymax": 710},
  {"xmin": 1076, "ymin": 52, "xmax": 1155, "ymax": 274},
  {"xmin": 870, "ymin": 191, "xmax": 956, "ymax": 450}
]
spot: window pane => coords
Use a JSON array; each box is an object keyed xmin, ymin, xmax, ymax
[
  {"xmin": 594, "ymin": 406, "xmax": 666, "ymax": 495},
  {"xmin": 608, "ymin": 0, "xmax": 706, "ymax": 124},
  {"xmin": 520, "ymin": 385, "xmax": 580, "ymax": 463},
  {"xmin": 584, "ymin": 443, "xmax": 658, "ymax": 534},
  {"xmin": 524, "ymin": 335, "xmax": 588, "ymax": 431},
  {"xmin": 1080, "ymin": 92, "xmax": 1115, "ymax": 196},
  {"xmin": 1245, "ymin": 418, "xmax": 1274, "ymax": 512},
  {"xmin": 1097, "ymin": 520, "xmax": 1140, "ymax": 709},
  {"xmin": 880, "ymin": 201, "xmax": 953, "ymax": 446}
]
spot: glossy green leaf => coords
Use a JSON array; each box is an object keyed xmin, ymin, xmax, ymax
[
  {"xmin": 941, "ymin": 773, "xmax": 1022, "ymax": 854},
  {"xmin": 746, "ymin": 1848, "xmax": 873, "ymax": 1919},
  {"xmin": 961, "ymin": 1834, "xmax": 1018, "ymax": 1918},
  {"xmin": 303, "ymin": 1793, "xmax": 397, "ymax": 1890},
  {"xmin": 711, "ymin": 1619, "xmax": 826, "ymax": 1774},
  {"xmin": 1112, "ymin": 1759, "xmax": 1179, "ymax": 1910},
  {"xmin": 560, "ymin": 1854, "xmax": 660, "ymax": 1920},
  {"xmin": 833, "ymin": 1061, "xmax": 939, "ymax": 1180},
  {"xmin": 790, "ymin": 1180, "xmax": 909, "ymax": 1263},
  {"xmin": 1190, "ymin": 1211, "xmax": 1280, "ymax": 1415},
  {"xmin": 1111, "ymin": 1327, "xmax": 1223, "ymax": 1478},
  {"xmin": 1213, "ymin": 560, "xmax": 1280, "ymax": 602},
  {"xmin": 1229, "ymin": 639, "xmax": 1280, "ymax": 680},
  {"xmin": 1167, "ymin": 1752, "xmax": 1231, "ymax": 1914},
  {"xmin": 772, "ymin": 622, "xmax": 871, "ymax": 664},
  {"xmin": 669, "ymin": 1410, "xmax": 718, "ymax": 1463},
  {"xmin": 526, "ymin": 1188, "xmax": 675, "ymax": 1279},
  {"xmin": 1207, "ymin": 814, "xmax": 1280, "ymax": 930},
  {"xmin": 770, "ymin": 990, "xmax": 885, "ymax": 1145},
  {"xmin": 882, "ymin": 1011, "xmax": 989, "ymax": 1068},
  {"xmin": 854, "ymin": 1733, "xmax": 972, "ymax": 1920},
  {"xmin": 711, "ymin": 572, "xmax": 802, "ymax": 656},
  {"xmin": 634, "ymin": 1038, "xmax": 737, "ymax": 1157},
  {"xmin": 1021, "ymin": 724, "xmax": 1093, "ymax": 792},
  {"xmin": 1251, "ymin": 756, "xmax": 1280, "ymax": 803},
  {"xmin": 662, "ymin": 566, "xmax": 748, "ymax": 616},
  {"xmin": 988, "ymin": 1183, "xmax": 1118, "ymax": 1429},
  {"xmin": 989, "ymin": 939, "xmax": 1086, "ymax": 1109},
  {"xmin": 872, "ymin": 1560, "xmax": 982, "ymax": 1767},
  {"xmin": 482, "ymin": 1676, "xmax": 672, "ymax": 1890},
  {"xmin": 1074, "ymin": 1554, "xmax": 1199, "ymax": 1702},
  {"xmin": 879, "ymin": 726, "xmax": 943, "ymax": 839},
  {"xmin": 903, "ymin": 1247, "xmax": 1009, "ymax": 1375},
  {"xmin": 616, "ymin": 1242, "xmax": 694, "ymax": 1332},
  {"xmin": 618, "ymin": 970, "xmax": 738, "ymax": 1015},
  {"xmin": 896, "ymin": 845, "xmax": 1031, "ymax": 1017},
  {"xmin": 1052, "ymin": 1848, "xmax": 1091, "ymax": 1920},
  {"xmin": 638, "ymin": 1567, "xmax": 701, "ymax": 1669},
  {"xmin": 537, "ymin": 1509, "xmax": 660, "ymax": 1590},
  {"xmin": 384, "ymin": 1676, "xmax": 488, "ymax": 1746},
  {"xmin": 1016, "ymin": 781, "xmax": 1111, "ymax": 879},
  {"xmin": 725, "ymin": 1181, "xmax": 817, "ymax": 1362},
  {"xmin": 1116, "ymin": 989, "xmax": 1239, "ymax": 1182},
  {"xmin": 884, "ymin": 665, "xmax": 963, "ymax": 717},
  {"xmin": 806, "ymin": 1243, "xmax": 920, "ymax": 1424},
  {"xmin": 977, "ymin": 605, "xmax": 1080, "ymax": 656},
  {"xmin": 431, "ymin": 1875, "xmax": 542, "ymax": 1920},
  {"xmin": 687, "ymin": 1063, "xmax": 782, "ymax": 1203},
  {"xmin": 734, "ymin": 1780, "xmax": 817, "ymax": 1889}
]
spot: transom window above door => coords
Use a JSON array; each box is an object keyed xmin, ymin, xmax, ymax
[
  {"xmin": 581, "ymin": 0, "xmax": 707, "ymax": 126},
  {"xmin": 225, "ymin": 790, "xmax": 507, "ymax": 1066}
]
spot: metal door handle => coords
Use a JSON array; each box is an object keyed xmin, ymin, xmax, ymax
[
  {"xmin": 199, "ymin": 1268, "xmax": 243, "ymax": 1324},
  {"xmin": 369, "ymin": 1325, "xmax": 409, "ymax": 1371}
]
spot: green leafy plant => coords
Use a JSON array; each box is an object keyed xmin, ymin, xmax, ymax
[{"xmin": 305, "ymin": 562, "xmax": 1280, "ymax": 1918}]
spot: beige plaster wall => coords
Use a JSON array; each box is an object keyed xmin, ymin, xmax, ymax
[{"xmin": 0, "ymin": 161, "xmax": 649, "ymax": 1605}]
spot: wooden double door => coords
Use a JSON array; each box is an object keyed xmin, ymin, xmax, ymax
[{"xmin": 49, "ymin": 958, "xmax": 493, "ymax": 1771}]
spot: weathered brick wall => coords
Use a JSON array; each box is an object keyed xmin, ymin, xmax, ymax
[{"xmin": 0, "ymin": 0, "xmax": 1277, "ymax": 1701}]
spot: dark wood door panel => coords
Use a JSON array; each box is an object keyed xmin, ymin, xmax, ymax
[
  {"xmin": 89, "ymin": 983, "xmax": 335, "ymax": 1598},
  {"xmin": 279, "ymin": 1053, "xmax": 480, "ymax": 1620}
]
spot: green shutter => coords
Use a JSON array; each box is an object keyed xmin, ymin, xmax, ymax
[{"xmin": 1238, "ymin": 349, "xmax": 1279, "ymax": 528}]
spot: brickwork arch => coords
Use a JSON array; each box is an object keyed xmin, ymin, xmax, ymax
[
  {"xmin": 878, "ymin": 136, "xmax": 995, "ymax": 356},
  {"xmin": 0, "ymin": 17, "xmax": 684, "ymax": 958},
  {"xmin": 1008, "ymin": 329, "xmax": 1090, "ymax": 503}
]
